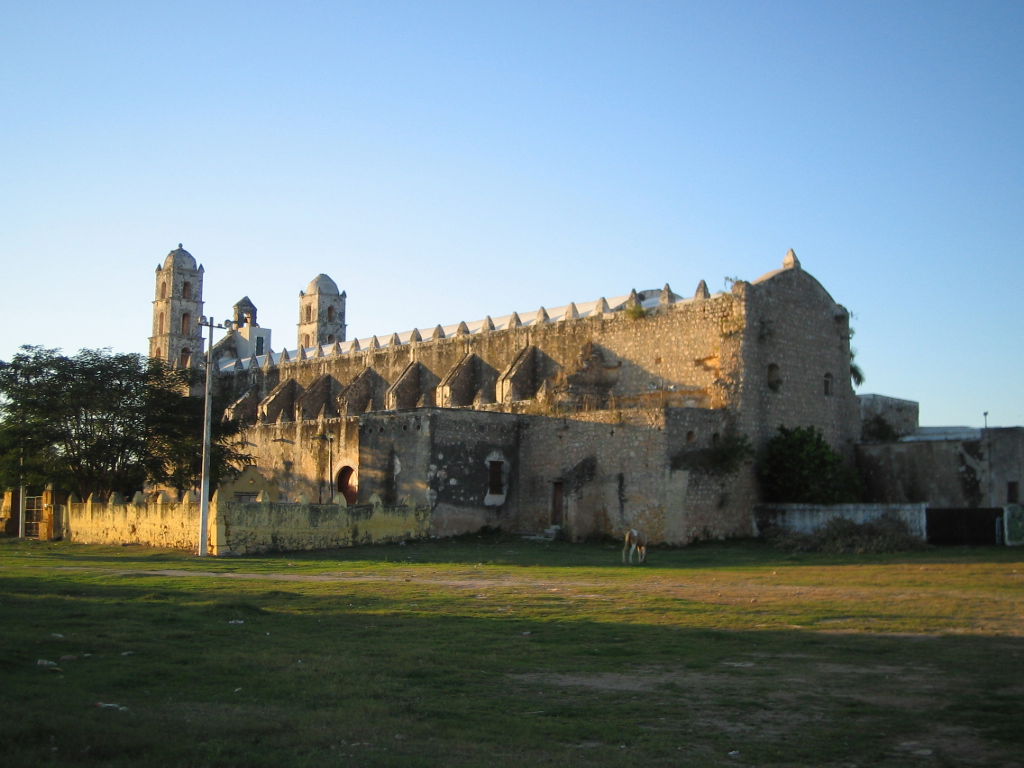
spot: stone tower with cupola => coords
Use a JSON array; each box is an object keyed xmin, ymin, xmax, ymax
[
  {"xmin": 149, "ymin": 244, "xmax": 205, "ymax": 368},
  {"xmin": 297, "ymin": 273, "xmax": 346, "ymax": 351}
]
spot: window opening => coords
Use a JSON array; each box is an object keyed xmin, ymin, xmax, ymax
[
  {"xmin": 24, "ymin": 494, "xmax": 44, "ymax": 539},
  {"xmin": 824, "ymin": 372, "xmax": 834, "ymax": 396},
  {"xmin": 488, "ymin": 461, "xmax": 504, "ymax": 495}
]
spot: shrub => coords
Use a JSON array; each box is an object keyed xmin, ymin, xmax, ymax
[
  {"xmin": 757, "ymin": 425, "xmax": 862, "ymax": 503},
  {"xmin": 766, "ymin": 513, "xmax": 926, "ymax": 554}
]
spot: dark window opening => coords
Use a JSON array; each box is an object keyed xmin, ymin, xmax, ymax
[
  {"xmin": 824, "ymin": 372, "xmax": 834, "ymax": 396},
  {"xmin": 767, "ymin": 363, "xmax": 782, "ymax": 392},
  {"xmin": 551, "ymin": 481, "xmax": 564, "ymax": 526},
  {"xmin": 255, "ymin": 337, "xmax": 265, "ymax": 355},
  {"xmin": 488, "ymin": 461, "xmax": 504, "ymax": 495},
  {"xmin": 337, "ymin": 466, "xmax": 357, "ymax": 505},
  {"xmin": 181, "ymin": 312, "xmax": 192, "ymax": 335},
  {"xmin": 1009, "ymin": 481, "xmax": 1020, "ymax": 504},
  {"xmin": 182, "ymin": 281, "xmax": 192, "ymax": 299}
]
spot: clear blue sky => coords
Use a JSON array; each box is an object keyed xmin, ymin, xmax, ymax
[{"xmin": 3, "ymin": 1, "xmax": 1021, "ymax": 427}]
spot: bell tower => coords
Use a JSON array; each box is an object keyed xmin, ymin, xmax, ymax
[
  {"xmin": 149, "ymin": 244, "xmax": 205, "ymax": 368},
  {"xmin": 297, "ymin": 274, "xmax": 346, "ymax": 350}
]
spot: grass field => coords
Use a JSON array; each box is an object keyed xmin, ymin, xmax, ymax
[{"xmin": 1, "ymin": 535, "xmax": 1022, "ymax": 767}]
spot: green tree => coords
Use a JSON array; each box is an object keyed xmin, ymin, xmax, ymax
[
  {"xmin": 0, "ymin": 346, "xmax": 248, "ymax": 500},
  {"xmin": 757, "ymin": 425, "xmax": 861, "ymax": 503}
]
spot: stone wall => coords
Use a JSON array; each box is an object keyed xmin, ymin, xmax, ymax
[
  {"xmin": 859, "ymin": 428, "xmax": 1024, "ymax": 508},
  {"xmin": 737, "ymin": 265, "xmax": 860, "ymax": 454},
  {"xmin": 859, "ymin": 394, "xmax": 920, "ymax": 440},
  {"xmin": 67, "ymin": 495, "xmax": 200, "ymax": 549},
  {"xmin": 64, "ymin": 493, "xmax": 431, "ymax": 555},
  {"xmin": 210, "ymin": 498, "xmax": 430, "ymax": 555},
  {"xmin": 754, "ymin": 503, "xmax": 928, "ymax": 539}
]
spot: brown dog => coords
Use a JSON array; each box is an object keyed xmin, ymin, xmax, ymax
[{"xmin": 622, "ymin": 528, "xmax": 647, "ymax": 564}]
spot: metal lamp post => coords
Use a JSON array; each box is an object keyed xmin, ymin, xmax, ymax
[{"xmin": 197, "ymin": 316, "xmax": 235, "ymax": 556}]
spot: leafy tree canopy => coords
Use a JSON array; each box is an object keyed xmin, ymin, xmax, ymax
[
  {"xmin": 0, "ymin": 346, "xmax": 249, "ymax": 500},
  {"xmin": 757, "ymin": 425, "xmax": 862, "ymax": 504}
]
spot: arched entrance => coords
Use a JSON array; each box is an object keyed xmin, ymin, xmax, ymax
[{"xmin": 336, "ymin": 466, "xmax": 358, "ymax": 505}]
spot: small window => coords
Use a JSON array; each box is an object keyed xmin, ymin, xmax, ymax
[
  {"xmin": 302, "ymin": 334, "xmax": 310, "ymax": 348},
  {"xmin": 824, "ymin": 373, "xmax": 834, "ymax": 396},
  {"xmin": 1009, "ymin": 481, "xmax": 1020, "ymax": 504},
  {"xmin": 255, "ymin": 337, "xmax": 265, "ymax": 355},
  {"xmin": 488, "ymin": 461, "xmax": 504, "ymax": 495},
  {"xmin": 160, "ymin": 282, "xmax": 168, "ymax": 299},
  {"xmin": 179, "ymin": 348, "xmax": 191, "ymax": 367},
  {"xmin": 182, "ymin": 281, "xmax": 192, "ymax": 299},
  {"xmin": 327, "ymin": 306, "xmax": 336, "ymax": 322},
  {"xmin": 158, "ymin": 312, "xmax": 165, "ymax": 334},
  {"xmin": 686, "ymin": 430, "xmax": 696, "ymax": 444},
  {"xmin": 181, "ymin": 312, "xmax": 191, "ymax": 335},
  {"xmin": 327, "ymin": 334, "xmax": 336, "ymax": 344},
  {"xmin": 233, "ymin": 492, "xmax": 259, "ymax": 502},
  {"xmin": 767, "ymin": 363, "xmax": 782, "ymax": 392},
  {"xmin": 305, "ymin": 306, "xmax": 313, "ymax": 323}
]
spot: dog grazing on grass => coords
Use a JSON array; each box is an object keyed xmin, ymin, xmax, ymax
[{"xmin": 622, "ymin": 528, "xmax": 648, "ymax": 564}]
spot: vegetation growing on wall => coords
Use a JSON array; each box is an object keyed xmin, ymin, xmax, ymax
[
  {"xmin": 671, "ymin": 432, "xmax": 754, "ymax": 476},
  {"xmin": 624, "ymin": 303, "xmax": 647, "ymax": 320},
  {"xmin": 757, "ymin": 425, "xmax": 861, "ymax": 503},
  {"xmin": 861, "ymin": 414, "xmax": 899, "ymax": 443}
]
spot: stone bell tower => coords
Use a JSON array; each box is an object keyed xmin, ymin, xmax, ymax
[
  {"xmin": 149, "ymin": 244, "xmax": 205, "ymax": 368},
  {"xmin": 297, "ymin": 274, "xmax": 346, "ymax": 350}
]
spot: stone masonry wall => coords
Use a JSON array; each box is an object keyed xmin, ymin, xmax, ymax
[
  {"xmin": 210, "ymin": 498, "xmax": 430, "ymax": 555},
  {"xmin": 67, "ymin": 496, "xmax": 200, "ymax": 549},
  {"xmin": 737, "ymin": 266, "xmax": 860, "ymax": 454},
  {"xmin": 65, "ymin": 494, "xmax": 430, "ymax": 555}
]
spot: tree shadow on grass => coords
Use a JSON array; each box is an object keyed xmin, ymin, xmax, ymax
[{"xmin": 0, "ymin": 572, "xmax": 1021, "ymax": 767}]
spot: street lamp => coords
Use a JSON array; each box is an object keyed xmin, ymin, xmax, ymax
[{"xmin": 197, "ymin": 315, "xmax": 235, "ymax": 556}]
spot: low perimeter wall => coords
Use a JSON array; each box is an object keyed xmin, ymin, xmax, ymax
[
  {"xmin": 66, "ymin": 494, "xmax": 432, "ymax": 555},
  {"xmin": 754, "ymin": 503, "xmax": 928, "ymax": 540}
]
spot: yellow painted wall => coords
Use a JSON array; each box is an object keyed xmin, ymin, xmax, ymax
[{"xmin": 65, "ymin": 494, "xmax": 430, "ymax": 555}]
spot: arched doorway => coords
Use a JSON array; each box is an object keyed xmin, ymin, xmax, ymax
[{"xmin": 336, "ymin": 466, "xmax": 357, "ymax": 505}]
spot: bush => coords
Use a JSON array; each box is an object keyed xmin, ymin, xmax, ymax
[
  {"xmin": 758, "ymin": 425, "xmax": 862, "ymax": 503},
  {"xmin": 766, "ymin": 513, "xmax": 926, "ymax": 554}
]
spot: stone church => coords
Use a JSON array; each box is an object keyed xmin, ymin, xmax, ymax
[{"xmin": 149, "ymin": 244, "xmax": 861, "ymax": 544}]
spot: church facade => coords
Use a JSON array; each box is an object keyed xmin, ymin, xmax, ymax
[{"xmin": 149, "ymin": 246, "xmax": 860, "ymax": 544}]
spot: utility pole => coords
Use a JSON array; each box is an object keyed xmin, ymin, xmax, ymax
[{"xmin": 197, "ymin": 315, "xmax": 235, "ymax": 556}]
